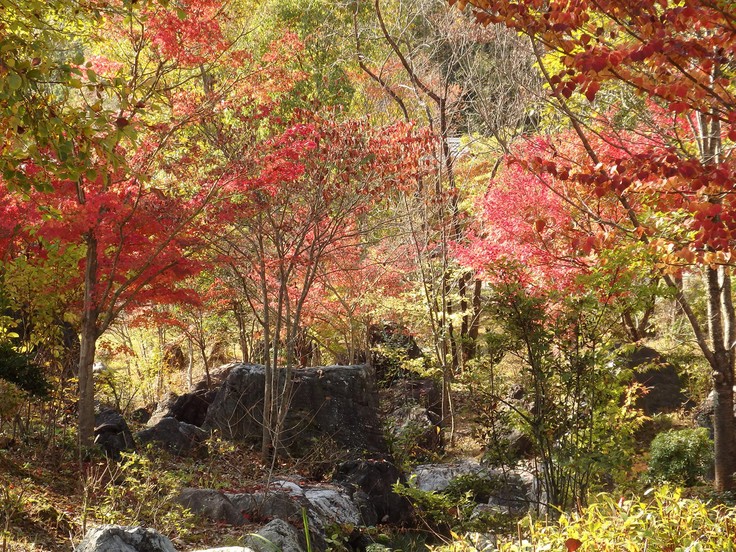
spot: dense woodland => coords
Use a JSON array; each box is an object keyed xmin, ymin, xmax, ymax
[{"xmin": 2, "ymin": 0, "xmax": 736, "ymax": 550}]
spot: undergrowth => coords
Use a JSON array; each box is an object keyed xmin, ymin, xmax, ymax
[{"xmin": 440, "ymin": 487, "xmax": 736, "ymax": 552}]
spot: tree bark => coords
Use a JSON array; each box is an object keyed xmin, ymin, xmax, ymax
[
  {"xmin": 707, "ymin": 266, "xmax": 736, "ymax": 491},
  {"xmin": 78, "ymin": 233, "xmax": 99, "ymax": 448}
]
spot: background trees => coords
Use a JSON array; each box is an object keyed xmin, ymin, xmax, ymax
[
  {"xmin": 453, "ymin": 0, "xmax": 736, "ymax": 490},
  {"xmin": 2, "ymin": 0, "xmax": 734, "ymax": 518}
]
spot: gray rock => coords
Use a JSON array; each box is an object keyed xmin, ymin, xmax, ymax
[
  {"xmin": 191, "ymin": 549, "xmax": 255, "ymax": 552},
  {"xmin": 204, "ymin": 364, "xmax": 386, "ymax": 454},
  {"xmin": 464, "ymin": 532, "xmax": 497, "ymax": 552},
  {"xmin": 333, "ymin": 458, "xmax": 411, "ymax": 526},
  {"xmin": 628, "ymin": 346, "xmax": 688, "ymax": 415},
  {"xmin": 94, "ymin": 409, "xmax": 135, "ymax": 459},
  {"xmin": 269, "ymin": 480, "xmax": 306, "ymax": 498},
  {"xmin": 304, "ymin": 487, "xmax": 362, "ymax": 526},
  {"xmin": 177, "ymin": 488, "xmax": 245, "ymax": 526},
  {"xmin": 194, "ymin": 362, "xmax": 240, "ymax": 391},
  {"xmin": 149, "ymin": 389, "xmax": 218, "ymax": 428},
  {"xmin": 387, "ymin": 404, "xmax": 442, "ymax": 456},
  {"xmin": 226, "ymin": 490, "xmax": 305, "ymax": 524},
  {"xmin": 74, "ymin": 525, "xmax": 176, "ymax": 552},
  {"xmin": 136, "ymin": 416, "xmax": 209, "ymax": 456},
  {"xmin": 244, "ymin": 519, "xmax": 305, "ymax": 552},
  {"xmin": 411, "ymin": 461, "xmax": 483, "ymax": 492},
  {"xmin": 228, "ymin": 482, "xmax": 361, "ymax": 533},
  {"xmin": 410, "ymin": 462, "xmax": 541, "ymax": 516},
  {"xmin": 472, "ymin": 503, "xmax": 510, "ymax": 517}
]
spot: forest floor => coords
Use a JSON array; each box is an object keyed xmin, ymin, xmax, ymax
[{"xmin": 0, "ymin": 388, "xmax": 485, "ymax": 552}]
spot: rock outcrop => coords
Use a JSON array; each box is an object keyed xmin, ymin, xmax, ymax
[
  {"xmin": 244, "ymin": 519, "xmax": 304, "ymax": 552},
  {"xmin": 333, "ymin": 458, "xmax": 412, "ymax": 526},
  {"xmin": 135, "ymin": 416, "xmax": 208, "ymax": 456},
  {"xmin": 204, "ymin": 364, "xmax": 386, "ymax": 454},
  {"xmin": 178, "ymin": 488, "xmax": 246, "ymax": 526}
]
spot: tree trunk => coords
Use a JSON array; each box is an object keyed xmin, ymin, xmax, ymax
[
  {"xmin": 78, "ymin": 233, "xmax": 99, "ymax": 448},
  {"xmin": 713, "ymin": 373, "xmax": 736, "ymax": 490},
  {"xmin": 460, "ymin": 273, "xmax": 483, "ymax": 364},
  {"xmin": 187, "ymin": 338, "xmax": 194, "ymax": 391},
  {"xmin": 707, "ymin": 266, "xmax": 736, "ymax": 491},
  {"xmin": 233, "ymin": 301, "xmax": 249, "ymax": 363},
  {"xmin": 468, "ymin": 278, "xmax": 482, "ymax": 357}
]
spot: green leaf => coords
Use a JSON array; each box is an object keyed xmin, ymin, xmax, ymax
[{"xmin": 7, "ymin": 73, "xmax": 22, "ymax": 91}]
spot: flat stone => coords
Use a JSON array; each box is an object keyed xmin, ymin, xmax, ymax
[
  {"xmin": 177, "ymin": 488, "xmax": 245, "ymax": 526},
  {"xmin": 74, "ymin": 525, "xmax": 176, "ymax": 552}
]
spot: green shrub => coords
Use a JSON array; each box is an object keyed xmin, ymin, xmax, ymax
[
  {"xmin": 394, "ymin": 475, "xmax": 516, "ymax": 536},
  {"xmin": 488, "ymin": 487, "xmax": 736, "ymax": 551},
  {"xmin": 648, "ymin": 427, "xmax": 713, "ymax": 486},
  {"xmin": 393, "ymin": 477, "xmax": 476, "ymax": 535},
  {"xmin": 91, "ymin": 452, "xmax": 194, "ymax": 538},
  {"xmin": 444, "ymin": 474, "xmax": 499, "ymax": 504}
]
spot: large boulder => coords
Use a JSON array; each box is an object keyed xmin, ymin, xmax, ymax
[
  {"xmin": 177, "ymin": 488, "xmax": 245, "ymax": 526},
  {"xmin": 333, "ymin": 458, "xmax": 412, "ymax": 526},
  {"xmin": 411, "ymin": 461, "xmax": 543, "ymax": 516},
  {"xmin": 204, "ymin": 364, "xmax": 387, "ymax": 455},
  {"xmin": 184, "ymin": 479, "xmax": 363, "ymax": 533},
  {"xmin": 304, "ymin": 487, "xmax": 363, "ymax": 526},
  {"xmin": 230, "ymin": 481, "xmax": 361, "ymax": 549},
  {"xmin": 194, "ymin": 362, "xmax": 240, "ymax": 391},
  {"xmin": 228, "ymin": 491, "xmax": 302, "ymax": 524},
  {"xmin": 149, "ymin": 389, "xmax": 218, "ymax": 428},
  {"xmin": 136, "ymin": 416, "xmax": 208, "ymax": 456},
  {"xmin": 75, "ymin": 525, "xmax": 176, "ymax": 552},
  {"xmin": 227, "ymin": 482, "xmax": 310, "ymax": 525},
  {"xmin": 94, "ymin": 409, "xmax": 135, "ymax": 459},
  {"xmin": 411, "ymin": 461, "xmax": 483, "ymax": 492},
  {"xmin": 628, "ymin": 347, "xmax": 688, "ymax": 415}
]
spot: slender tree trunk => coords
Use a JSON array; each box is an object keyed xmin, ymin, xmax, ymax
[
  {"xmin": 198, "ymin": 343, "xmax": 210, "ymax": 389},
  {"xmin": 260, "ymin": 224, "xmax": 282, "ymax": 462},
  {"xmin": 707, "ymin": 266, "xmax": 736, "ymax": 490},
  {"xmin": 78, "ymin": 233, "xmax": 99, "ymax": 448},
  {"xmin": 187, "ymin": 338, "xmax": 194, "ymax": 391},
  {"xmin": 468, "ymin": 278, "xmax": 482, "ymax": 358},
  {"xmin": 233, "ymin": 301, "xmax": 249, "ymax": 363}
]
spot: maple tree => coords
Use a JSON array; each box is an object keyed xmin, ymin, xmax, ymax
[
  {"xmin": 0, "ymin": 0, "xmax": 259, "ymax": 446},
  {"xmin": 215, "ymin": 110, "xmax": 428, "ymax": 461},
  {"xmin": 453, "ymin": 0, "xmax": 736, "ymax": 490},
  {"xmin": 306, "ymin": 241, "xmax": 415, "ymax": 366}
]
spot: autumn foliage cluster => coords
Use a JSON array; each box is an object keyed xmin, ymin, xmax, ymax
[{"xmin": 2, "ymin": 0, "xmax": 736, "ymax": 523}]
